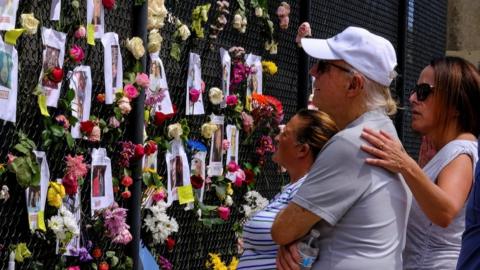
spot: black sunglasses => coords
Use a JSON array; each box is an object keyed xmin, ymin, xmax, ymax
[
  {"xmin": 316, "ymin": 60, "xmax": 353, "ymax": 75},
  {"xmin": 410, "ymin": 83, "xmax": 435, "ymax": 101}
]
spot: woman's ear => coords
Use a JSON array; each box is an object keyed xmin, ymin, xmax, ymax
[
  {"xmin": 297, "ymin": 143, "xmax": 311, "ymax": 158},
  {"xmin": 346, "ymin": 74, "xmax": 364, "ymax": 97}
]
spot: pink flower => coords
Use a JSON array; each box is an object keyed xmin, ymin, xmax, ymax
[
  {"xmin": 108, "ymin": 116, "xmax": 120, "ymax": 128},
  {"xmin": 123, "ymin": 84, "xmax": 139, "ymax": 99},
  {"xmin": 102, "ymin": 0, "xmax": 116, "ymax": 10},
  {"xmin": 103, "ymin": 204, "xmax": 132, "ymax": 244},
  {"xmin": 69, "ymin": 45, "xmax": 85, "ymax": 63},
  {"xmin": 217, "ymin": 206, "xmax": 230, "ymax": 221},
  {"xmin": 7, "ymin": 153, "xmax": 16, "ymax": 165},
  {"xmin": 189, "ymin": 88, "xmax": 201, "ymax": 103},
  {"xmin": 65, "ymin": 155, "xmax": 88, "ymax": 179},
  {"xmin": 227, "ymin": 161, "xmax": 239, "ymax": 172},
  {"xmin": 226, "ymin": 95, "xmax": 238, "ymax": 106},
  {"xmin": 68, "ymin": 266, "xmax": 81, "ymax": 270},
  {"xmin": 241, "ymin": 112, "xmax": 254, "ymax": 133},
  {"xmin": 55, "ymin": 114, "xmax": 70, "ymax": 129},
  {"xmin": 234, "ymin": 169, "xmax": 246, "ymax": 187},
  {"xmin": 135, "ymin": 73, "xmax": 150, "ymax": 88},
  {"xmin": 276, "ymin": 5, "xmax": 288, "ymax": 17},
  {"xmin": 74, "ymin": 26, "xmax": 86, "ymax": 39},
  {"xmin": 296, "ymin": 22, "xmax": 312, "ymax": 45},
  {"xmin": 152, "ymin": 190, "xmax": 166, "ymax": 202},
  {"xmin": 88, "ymin": 126, "xmax": 101, "ymax": 142},
  {"xmin": 222, "ymin": 139, "xmax": 230, "ymax": 151},
  {"xmin": 63, "ymin": 173, "xmax": 78, "ymax": 195}
]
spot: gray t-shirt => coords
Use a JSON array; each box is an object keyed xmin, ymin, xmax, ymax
[{"xmin": 292, "ymin": 109, "xmax": 412, "ymax": 270}]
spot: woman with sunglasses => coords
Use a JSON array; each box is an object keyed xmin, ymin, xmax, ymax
[
  {"xmin": 360, "ymin": 56, "xmax": 480, "ymax": 269},
  {"xmin": 238, "ymin": 109, "xmax": 337, "ymax": 270}
]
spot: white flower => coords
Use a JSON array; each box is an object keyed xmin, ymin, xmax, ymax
[
  {"xmin": 48, "ymin": 215, "xmax": 63, "ymax": 234},
  {"xmin": 225, "ymin": 195, "xmax": 233, "ymax": 206},
  {"xmin": 126, "ymin": 37, "xmax": 145, "ymax": 60},
  {"xmin": 167, "ymin": 123, "xmax": 183, "ymax": 139},
  {"xmin": 265, "ymin": 40, "xmax": 278, "ymax": 54},
  {"xmin": 233, "ymin": 14, "xmax": 242, "ymax": 30},
  {"xmin": 255, "ymin": 7, "xmax": 263, "ymax": 17},
  {"xmin": 117, "ymin": 96, "xmax": 132, "ymax": 115},
  {"xmin": 201, "ymin": 122, "xmax": 218, "ymax": 139},
  {"xmin": 178, "ymin": 24, "xmax": 191, "ymax": 41},
  {"xmin": 208, "ymin": 87, "xmax": 224, "ymax": 105},
  {"xmin": 20, "ymin": 13, "xmax": 39, "ymax": 35},
  {"xmin": 143, "ymin": 203, "xmax": 179, "ymax": 244},
  {"xmin": 147, "ymin": 29, "xmax": 163, "ymax": 53}
]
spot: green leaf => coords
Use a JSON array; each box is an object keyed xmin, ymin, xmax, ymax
[
  {"xmin": 50, "ymin": 125, "xmax": 65, "ymax": 137},
  {"xmin": 143, "ymin": 172, "xmax": 151, "ymax": 186},
  {"xmin": 170, "ymin": 43, "xmax": 181, "ymax": 62},
  {"xmin": 66, "ymin": 88, "xmax": 75, "ymax": 103},
  {"xmin": 133, "ymin": 60, "xmax": 142, "ymax": 73},
  {"xmin": 66, "ymin": 133, "xmax": 74, "ymax": 149},
  {"xmin": 43, "ymin": 139, "xmax": 52, "ymax": 148},
  {"xmin": 212, "ymin": 184, "xmax": 226, "ymax": 200},
  {"xmin": 14, "ymin": 144, "xmax": 30, "ymax": 155}
]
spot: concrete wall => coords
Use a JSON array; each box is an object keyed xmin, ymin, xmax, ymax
[{"xmin": 446, "ymin": 0, "xmax": 480, "ymax": 68}]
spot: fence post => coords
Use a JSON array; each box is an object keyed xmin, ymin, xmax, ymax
[
  {"xmin": 297, "ymin": 0, "xmax": 311, "ymax": 110},
  {"xmin": 129, "ymin": 2, "xmax": 147, "ymax": 269},
  {"xmin": 395, "ymin": 0, "xmax": 408, "ymax": 141}
]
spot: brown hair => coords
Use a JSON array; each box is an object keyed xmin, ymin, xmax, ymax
[
  {"xmin": 295, "ymin": 109, "xmax": 338, "ymax": 158},
  {"xmin": 430, "ymin": 56, "xmax": 480, "ymax": 137}
]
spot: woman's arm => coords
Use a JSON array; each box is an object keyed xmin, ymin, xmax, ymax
[{"xmin": 360, "ymin": 127, "xmax": 474, "ymax": 227}]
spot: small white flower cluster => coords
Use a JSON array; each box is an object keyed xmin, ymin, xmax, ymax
[
  {"xmin": 0, "ymin": 185, "xmax": 9, "ymax": 201},
  {"xmin": 242, "ymin": 191, "xmax": 268, "ymax": 218},
  {"xmin": 143, "ymin": 201, "xmax": 179, "ymax": 245},
  {"xmin": 48, "ymin": 206, "xmax": 79, "ymax": 242}
]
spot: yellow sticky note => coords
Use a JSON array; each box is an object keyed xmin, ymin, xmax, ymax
[
  {"xmin": 38, "ymin": 94, "xmax": 50, "ymax": 117},
  {"xmin": 177, "ymin": 185, "xmax": 194, "ymax": 205},
  {"xmin": 87, "ymin": 24, "xmax": 95, "ymax": 46},
  {"xmin": 5, "ymin": 28, "xmax": 26, "ymax": 45},
  {"xmin": 37, "ymin": 211, "xmax": 46, "ymax": 231}
]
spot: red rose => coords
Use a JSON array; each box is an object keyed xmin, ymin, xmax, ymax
[
  {"xmin": 102, "ymin": 0, "xmax": 116, "ymax": 10},
  {"xmin": 144, "ymin": 140, "xmax": 157, "ymax": 155},
  {"xmin": 244, "ymin": 169, "xmax": 255, "ymax": 185},
  {"xmin": 121, "ymin": 190, "xmax": 131, "ymax": 199},
  {"xmin": 92, "ymin": 248, "xmax": 102, "ymax": 259},
  {"xmin": 48, "ymin": 67, "xmax": 64, "ymax": 83},
  {"xmin": 80, "ymin": 121, "xmax": 95, "ymax": 134},
  {"xmin": 190, "ymin": 175, "xmax": 204, "ymax": 189},
  {"xmin": 121, "ymin": 175, "xmax": 133, "ymax": 187},
  {"xmin": 96, "ymin": 94, "xmax": 105, "ymax": 103},
  {"xmin": 63, "ymin": 173, "xmax": 78, "ymax": 195},
  {"xmin": 165, "ymin": 237, "xmax": 175, "ymax": 251},
  {"xmin": 69, "ymin": 45, "xmax": 85, "ymax": 63},
  {"xmin": 154, "ymin": 105, "xmax": 177, "ymax": 126},
  {"xmin": 134, "ymin": 144, "xmax": 144, "ymax": 159},
  {"xmin": 98, "ymin": 261, "xmax": 109, "ymax": 270}
]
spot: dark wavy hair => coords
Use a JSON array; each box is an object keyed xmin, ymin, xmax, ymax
[{"xmin": 295, "ymin": 109, "xmax": 338, "ymax": 158}]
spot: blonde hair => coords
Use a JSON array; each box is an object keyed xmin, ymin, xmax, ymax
[{"xmin": 363, "ymin": 76, "xmax": 397, "ymax": 116}]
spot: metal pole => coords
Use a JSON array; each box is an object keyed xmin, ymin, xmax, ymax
[
  {"xmin": 129, "ymin": 2, "xmax": 147, "ymax": 269},
  {"xmin": 395, "ymin": 0, "xmax": 408, "ymax": 141},
  {"xmin": 297, "ymin": 0, "xmax": 311, "ymax": 111}
]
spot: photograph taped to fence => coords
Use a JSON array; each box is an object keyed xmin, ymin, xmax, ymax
[
  {"xmin": 101, "ymin": 32, "xmax": 122, "ymax": 104},
  {"xmin": 39, "ymin": 27, "xmax": 66, "ymax": 108},
  {"xmin": 50, "ymin": 0, "xmax": 61, "ymax": 21},
  {"xmin": 208, "ymin": 115, "xmax": 225, "ymax": 177},
  {"xmin": 245, "ymin": 53, "xmax": 262, "ymax": 110},
  {"xmin": 87, "ymin": 0, "xmax": 105, "ymax": 39},
  {"xmin": 25, "ymin": 151, "xmax": 50, "ymax": 232},
  {"xmin": 90, "ymin": 148, "xmax": 113, "ymax": 216},
  {"xmin": 149, "ymin": 53, "xmax": 173, "ymax": 114},
  {"xmin": 70, "ymin": 66, "xmax": 92, "ymax": 139},
  {"xmin": 220, "ymin": 48, "xmax": 231, "ymax": 108},
  {"xmin": 166, "ymin": 140, "xmax": 191, "ymax": 205},
  {"xmin": 143, "ymin": 149, "xmax": 158, "ymax": 172},
  {"xmin": 61, "ymin": 191, "xmax": 81, "ymax": 256},
  {"xmin": 0, "ymin": 0, "xmax": 19, "ymax": 31},
  {"xmin": 191, "ymin": 151, "xmax": 206, "ymax": 202},
  {"xmin": 0, "ymin": 37, "xmax": 18, "ymax": 123},
  {"xmin": 186, "ymin": 52, "xmax": 204, "ymax": 115}
]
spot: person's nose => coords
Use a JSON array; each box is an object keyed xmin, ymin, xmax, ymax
[
  {"xmin": 409, "ymin": 91, "xmax": 418, "ymax": 104},
  {"xmin": 309, "ymin": 65, "xmax": 317, "ymax": 77}
]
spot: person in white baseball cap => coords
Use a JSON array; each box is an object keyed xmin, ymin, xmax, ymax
[{"xmin": 271, "ymin": 26, "xmax": 411, "ymax": 270}]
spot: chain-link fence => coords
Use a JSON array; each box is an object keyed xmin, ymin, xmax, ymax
[{"xmin": 0, "ymin": 0, "xmax": 447, "ymax": 269}]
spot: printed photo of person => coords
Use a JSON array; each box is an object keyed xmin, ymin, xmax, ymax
[
  {"xmin": 211, "ymin": 124, "xmax": 224, "ymax": 162},
  {"xmin": 229, "ymin": 127, "xmax": 237, "ymax": 162},
  {"xmin": 169, "ymin": 155, "xmax": 183, "ymax": 188},
  {"xmin": 27, "ymin": 186, "xmax": 41, "ymax": 212},
  {"xmin": 222, "ymin": 63, "xmax": 228, "ymax": 96},
  {"xmin": 0, "ymin": 49, "xmax": 12, "ymax": 90},
  {"xmin": 149, "ymin": 59, "xmax": 163, "ymax": 92},
  {"xmin": 111, "ymin": 45, "xmax": 119, "ymax": 88},
  {"xmin": 92, "ymin": 0, "xmax": 101, "ymax": 26},
  {"xmin": 91, "ymin": 165, "xmax": 106, "ymax": 197},
  {"xmin": 0, "ymin": 0, "xmax": 15, "ymax": 23},
  {"xmin": 73, "ymin": 71, "xmax": 87, "ymax": 120},
  {"xmin": 42, "ymin": 46, "xmax": 60, "ymax": 89}
]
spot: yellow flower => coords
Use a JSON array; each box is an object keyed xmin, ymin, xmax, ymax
[
  {"xmin": 47, "ymin": 182, "xmax": 65, "ymax": 208},
  {"xmin": 261, "ymin": 61, "xmax": 278, "ymax": 75},
  {"xmin": 226, "ymin": 183, "xmax": 233, "ymax": 196},
  {"xmin": 147, "ymin": 29, "xmax": 163, "ymax": 53},
  {"xmin": 228, "ymin": 257, "xmax": 238, "ymax": 270},
  {"xmin": 126, "ymin": 37, "xmax": 145, "ymax": 60},
  {"xmin": 201, "ymin": 122, "xmax": 218, "ymax": 139}
]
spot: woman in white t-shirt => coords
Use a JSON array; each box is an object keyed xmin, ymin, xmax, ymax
[{"xmin": 238, "ymin": 109, "xmax": 338, "ymax": 269}]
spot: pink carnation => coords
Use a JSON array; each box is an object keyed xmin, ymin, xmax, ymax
[
  {"xmin": 65, "ymin": 155, "xmax": 88, "ymax": 179},
  {"xmin": 189, "ymin": 88, "xmax": 201, "ymax": 103},
  {"xmin": 74, "ymin": 26, "xmax": 86, "ymax": 39},
  {"xmin": 108, "ymin": 116, "xmax": 120, "ymax": 128},
  {"xmin": 152, "ymin": 190, "xmax": 166, "ymax": 202},
  {"xmin": 226, "ymin": 95, "xmax": 238, "ymax": 106},
  {"xmin": 123, "ymin": 84, "xmax": 139, "ymax": 99},
  {"xmin": 234, "ymin": 169, "xmax": 246, "ymax": 187},
  {"xmin": 227, "ymin": 161, "xmax": 239, "ymax": 172},
  {"xmin": 135, "ymin": 73, "xmax": 150, "ymax": 88},
  {"xmin": 218, "ymin": 206, "xmax": 230, "ymax": 221},
  {"xmin": 69, "ymin": 45, "xmax": 85, "ymax": 63},
  {"xmin": 296, "ymin": 22, "xmax": 312, "ymax": 45}
]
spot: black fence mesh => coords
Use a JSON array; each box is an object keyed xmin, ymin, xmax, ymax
[{"xmin": 0, "ymin": 0, "xmax": 447, "ymax": 269}]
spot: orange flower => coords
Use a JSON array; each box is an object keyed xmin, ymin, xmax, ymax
[{"xmin": 252, "ymin": 93, "xmax": 268, "ymax": 106}]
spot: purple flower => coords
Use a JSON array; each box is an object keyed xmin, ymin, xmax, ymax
[
  {"xmin": 102, "ymin": 204, "xmax": 132, "ymax": 244},
  {"xmin": 158, "ymin": 255, "xmax": 173, "ymax": 270},
  {"xmin": 145, "ymin": 90, "xmax": 166, "ymax": 107},
  {"xmin": 78, "ymin": 247, "xmax": 93, "ymax": 262}
]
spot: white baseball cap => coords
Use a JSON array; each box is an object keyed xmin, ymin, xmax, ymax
[{"xmin": 301, "ymin": 26, "xmax": 397, "ymax": 86}]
